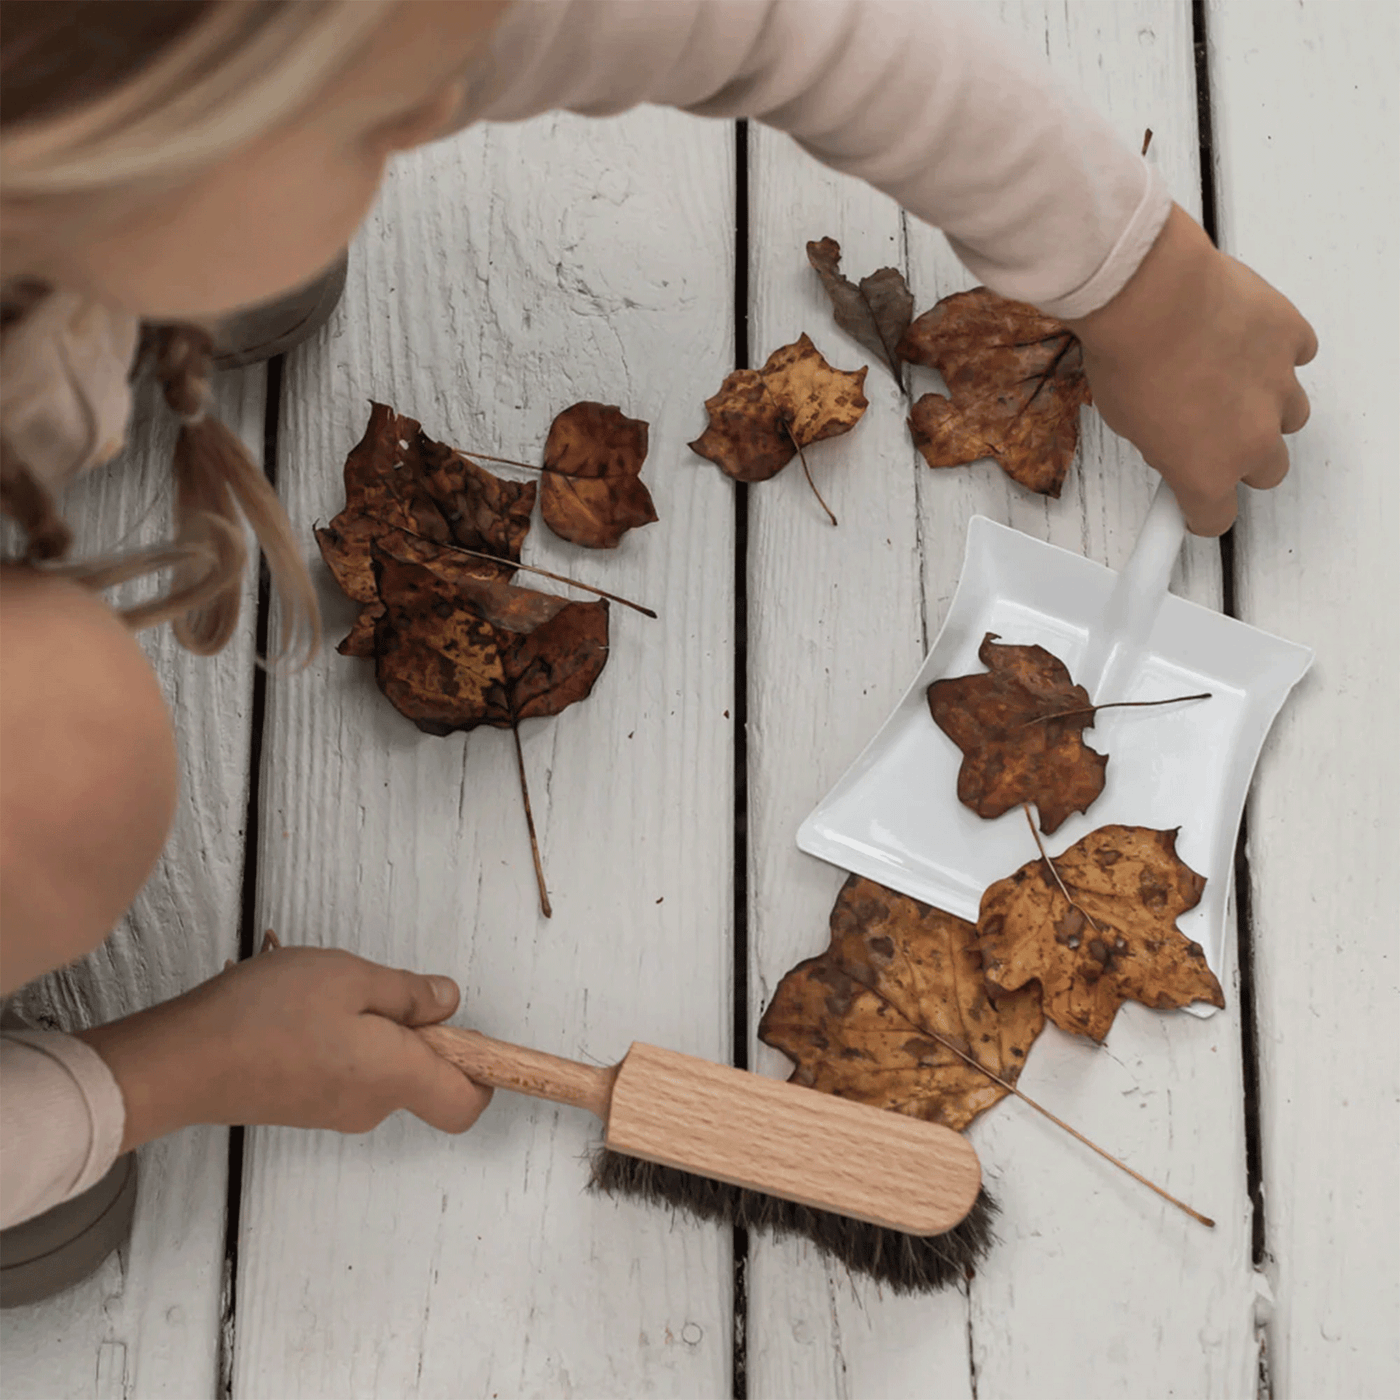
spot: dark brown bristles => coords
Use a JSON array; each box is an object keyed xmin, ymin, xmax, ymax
[{"xmin": 589, "ymin": 1149, "xmax": 997, "ymax": 1294}]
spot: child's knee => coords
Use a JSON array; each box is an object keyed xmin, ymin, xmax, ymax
[{"xmin": 1, "ymin": 567, "xmax": 178, "ymax": 992}]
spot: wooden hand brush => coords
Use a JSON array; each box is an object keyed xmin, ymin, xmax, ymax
[{"xmin": 418, "ymin": 1026, "xmax": 996, "ymax": 1293}]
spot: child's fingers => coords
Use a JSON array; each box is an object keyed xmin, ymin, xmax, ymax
[
  {"xmin": 1241, "ymin": 439, "xmax": 1292, "ymax": 493},
  {"xmin": 360, "ymin": 965, "xmax": 461, "ymax": 1026},
  {"xmin": 1296, "ymin": 319, "xmax": 1319, "ymax": 367},
  {"xmin": 1280, "ymin": 380, "xmax": 1312, "ymax": 436},
  {"xmin": 401, "ymin": 1034, "xmax": 495, "ymax": 1134},
  {"xmin": 1173, "ymin": 477, "xmax": 1239, "ymax": 538}
]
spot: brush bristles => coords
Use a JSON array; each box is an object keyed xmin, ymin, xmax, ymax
[{"xmin": 589, "ymin": 1149, "xmax": 997, "ymax": 1294}]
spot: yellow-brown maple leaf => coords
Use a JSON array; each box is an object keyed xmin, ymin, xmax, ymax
[
  {"xmin": 977, "ymin": 825, "xmax": 1223, "ymax": 1042},
  {"xmin": 689, "ymin": 333, "xmax": 869, "ymax": 482},
  {"xmin": 760, "ymin": 874, "xmax": 1044, "ymax": 1131}
]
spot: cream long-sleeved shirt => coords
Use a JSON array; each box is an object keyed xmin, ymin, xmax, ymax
[{"xmin": 1, "ymin": 0, "xmax": 1170, "ymax": 1229}]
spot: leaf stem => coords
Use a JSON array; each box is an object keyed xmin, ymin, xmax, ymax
[
  {"xmin": 512, "ymin": 724, "xmax": 552, "ymax": 919},
  {"xmin": 780, "ymin": 421, "xmax": 838, "ymax": 527},
  {"xmin": 1021, "ymin": 803, "xmax": 1105, "ymax": 937},
  {"xmin": 912, "ymin": 1021, "xmax": 1213, "ymax": 1227},
  {"xmin": 1016, "ymin": 692, "xmax": 1211, "ymax": 729},
  {"xmin": 361, "ymin": 519, "xmax": 657, "ymax": 618}
]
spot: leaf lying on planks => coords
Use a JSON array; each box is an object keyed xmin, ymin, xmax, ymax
[
  {"xmin": 759, "ymin": 874, "xmax": 1044, "ymax": 1131},
  {"xmin": 315, "ymin": 402, "xmax": 535, "ymax": 656},
  {"xmin": 370, "ymin": 541, "xmax": 609, "ymax": 735},
  {"xmin": 898, "ymin": 288, "xmax": 1092, "ymax": 497},
  {"xmin": 318, "ymin": 401, "xmax": 638, "ymax": 918},
  {"xmin": 689, "ymin": 333, "xmax": 868, "ymax": 524},
  {"xmin": 806, "ymin": 237, "xmax": 914, "ymax": 393},
  {"xmin": 978, "ymin": 823, "xmax": 1224, "ymax": 1042},
  {"xmin": 540, "ymin": 401, "xmax": 658, "ymax": 549},
  {"xmin": 927, "ymin": 632, "xmax": 1108, "ymax": 834}
]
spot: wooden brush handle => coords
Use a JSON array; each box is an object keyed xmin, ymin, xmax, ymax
[{"xmin": 417, "ymin": 1025, "xmax": 618, "ymax": 1121}]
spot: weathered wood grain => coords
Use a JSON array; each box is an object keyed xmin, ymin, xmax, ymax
[
  {"xmin": 746, "ymin": 4, "xmax": 1258, "ymax": 1397},
  {"xmin": 1207, "ymin": 3, "xmax": 1400, "ymax": 1396},
  {"xmin": 232, "ymin": 111, "xmax": 737, "ymax": 1398},
  {"xmin": 1, "ymin": 369, "xmax": 261, "ymax": 1398}
]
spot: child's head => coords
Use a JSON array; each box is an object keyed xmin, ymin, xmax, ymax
[
  {"xmin": 1, "ymin": 0, "xmax": 505, "ymax": 318},
  {"xmin": 1, "ymin": 0, "xmax": 505, "ymax": 660}
]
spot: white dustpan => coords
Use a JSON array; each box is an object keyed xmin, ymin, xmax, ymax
[{"xmin": 797, "ymin": 484, "xmax": 1312, "ymax": 1002}]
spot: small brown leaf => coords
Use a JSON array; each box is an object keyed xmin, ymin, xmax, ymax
[
  {"xmin": 898, "ymin": 288, "xmax": 1091, "ymax": 497},
  {"xmin": 540, "ymin": 402, "xmax": 658, "ymax": 549},
  {"xmin": 759, "ymin": 874, "xmax": 1045, "ymax": 1131},
  {"xmin": 806, "ymin": 237, "xmax": 913, "ymax": 389},
  {"xmin": 690, "ymin": 333, "xmax": 869, "ymax": 483},
  {"xmin": 977, "ymin": 825, "xmax": 1223, "ymax": 1042},
  {"xmin": 928, "ymin": 632, "xmax": 1108, "ymax": 834}
]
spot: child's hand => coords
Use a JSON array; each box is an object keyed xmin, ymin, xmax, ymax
[
  {"xmin": 80, "ymin": 945, "xmax": 492, "ymax": 1152},
  {"xmin": 1065, "ymin": 204, "xmax": 1317, "ymax": 536}
]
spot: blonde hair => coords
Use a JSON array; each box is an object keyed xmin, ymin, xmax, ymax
[{"xmin": 1, "ymin": 0, "xmax": 400, "ymax": 663}]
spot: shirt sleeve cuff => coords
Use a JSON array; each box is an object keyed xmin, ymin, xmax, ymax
[
  {"xmin": 1033, "ymin": 161, "xmax": 1173, "ymax": 321},
  {"xmin": 2, "ymin": 1030, "xmax": 126, "ymax": 1203}
]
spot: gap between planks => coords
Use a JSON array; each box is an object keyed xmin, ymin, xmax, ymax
[
  {"xmin": 1191, "ymin": 0, "xmax": 1268, "ymax": 1279},
  {"xmin": 219, "ymin": 352, "xmax": 283, "ymax": 1398}
]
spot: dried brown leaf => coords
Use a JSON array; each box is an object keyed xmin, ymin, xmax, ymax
[
  {"xmin": 928, "ymin": 632, "xmax": 1108, "ymax": 834},
  {"xmin": 898, "ymin": 288, "xmax": 1092, "ymax": 497},
  {"xmin": 316, "ymin": 403, "xmax": 535, "ymax": 654},
  {"xmin": 759, "ymin": 874, "xmax": 1045, "ymax": 1131},
  {"xmin": 540, "ymin": 401, "xmax": 658, "ymax": 549},
  {"xmin": 370, "ymin": 542, "xmax": 609, "ymax": 736},
  {"xmin": 806, "ymin": 237, "xmax": 913, "ymax": 388},
  {"xmin": 689, "ymin": 333, "xmax": 869, "ymax": 483},
  {"xmin": 977, "ymin": 825, "xmax": 1223, "ymax": 1041}
]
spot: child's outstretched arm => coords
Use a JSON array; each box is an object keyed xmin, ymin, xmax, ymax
[
  {"xmin": 1, "ymin": 949, "xmax": 490, "ymax": 1227},
  {"xmin": 77, "ymin": 947, "xmax": 492, "ymax": 1151},
  {"xmin": 462, "ymin": 0, "xmax": 1314, "ymax": 532}
]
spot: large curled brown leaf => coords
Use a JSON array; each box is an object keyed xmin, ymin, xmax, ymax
[
  {"xmin": 689, "ymin": 333, "xmax": 869, "ymax": 482},
  {"xmin": 540, "ymin": 401, "xmax": 657, "ymax": 549},
  {"xmin": 898, "ymin": 288, "xmax": 1091, "ymax": 497},
  {"xmin": 928, "ymin": 632, "xmax": 1108, "ymax": 834},
  {"xmin": 977, "ymin": 825, "xmax": 1222, "ymax": 1042},
  {"xmin": 316, "ymin": 403, "xmax": 536, "ymax": 655},
  {"xmin": 370, "ymin": 542, "xmax": 609, "ymax": 736},
  {"xmin": 759, "ymin": 874, "xmax": 1045, "ymax": 1131},
  {"xmin": 806, "ymin": 237, "xmax": 913, "ymax": 389}
]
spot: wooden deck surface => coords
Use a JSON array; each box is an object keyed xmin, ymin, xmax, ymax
[{"xmin": 4, "ymin": 2, "xmax": 1396, "ymax": 1397}]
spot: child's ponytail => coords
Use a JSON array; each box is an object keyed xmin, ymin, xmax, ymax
[{"xmin": 149, "ymin": 325, "xmax": 320, "ymax": 664}]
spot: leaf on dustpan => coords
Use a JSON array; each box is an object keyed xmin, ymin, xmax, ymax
[
  {"xmin": 806, "ymin": 237, "xmax": 913, "ymax": 390},
  {"xmin": 928, "ymin": 632, "xmax": 1107, "ymax": 834},
  {"xmin": 759, "ymin": 874, "xmax": 1045, "ymax": 1131},
  {"xmin": 977, "ymin": 824, "xmax": 1223, "ymax": 1042},
  {"xmin": 371, "ymin": 540, "xmax": 609, "ymax": 736},
  {"xmin": 690, "ymin": 334, "xmax": 868, "ymax": 523},
  {"xmin": 897, "ymin": 288, "xmax": 1091, "ymax": 497},
  {"xmin": 315, "ymin": 402, "xmax": 536, "ymax": 655},
  {"xmin": 540, "ymin": 401, "xmax": 658, "ymax": 549}
]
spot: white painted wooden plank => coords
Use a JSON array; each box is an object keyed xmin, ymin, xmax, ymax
[
  {"xmin": 234, "ymin": 111, "xmax": 737, "ymax": 1399},
  {"xmin": 748, "ymin": 4, "xmax": 1258, "ymax": 1397},
  {"xmin": 1207, "ymin": 3, "xmax": 1400, "ymax": 1397},
  {"xmin": 1, "ymin": 369, "xmax": 262, "ymax": 1398},
  {"xmin": 744, "ymin": 130, "xmax": 977, "ymax": 1400}
]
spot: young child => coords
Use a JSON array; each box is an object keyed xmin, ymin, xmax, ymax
[{"xmin": 0, "ymin": 0, "xmax": 1314, "ymax": 1284}]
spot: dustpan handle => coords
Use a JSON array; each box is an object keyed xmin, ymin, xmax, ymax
[{"xmin": 1080, "ymin": 481, "xmax": 1187, "ymax": 699}]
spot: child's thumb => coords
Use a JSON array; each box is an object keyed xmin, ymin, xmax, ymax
[{"xmin": 362, "ymin": 966, "xmax": 461, "ymax": 1026}]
